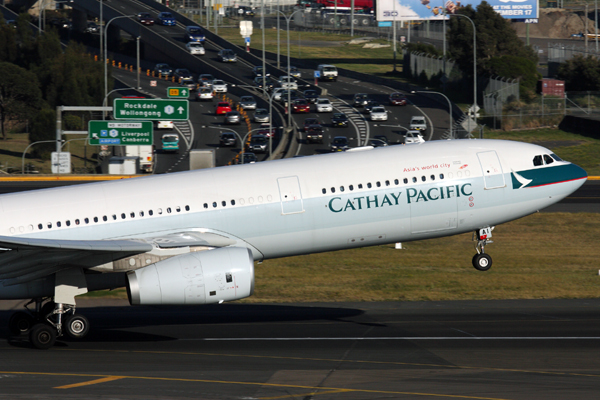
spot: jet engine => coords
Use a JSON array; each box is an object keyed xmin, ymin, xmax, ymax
[{"xmin": 126, "ymin": 247, "xmax": 254, "ymax": 306}]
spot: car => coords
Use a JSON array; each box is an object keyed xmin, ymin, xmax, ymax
[
  {"xmin": 410, "ymin": 116, "xmax": 427, "ymax": 132},
  {"xmin": 405, "ymin": 130, "xmax": 425, "ymax": 144},
  {"xmin": 330, "ymin": 136, "xmax": 349, "ymax": 152},
  {"xmin": 272, "ymin": 88, "xmax": 286, "ymax": 102},
  {"xmin": 224, "ymin": 111, "xmax": 242, "ymax": 125},
  {"xmin": 305, "ymin": 125, "xmax": 323, "ymax": 144},
  {"xmin": 239, "ymin": 96, "xmax": 257, "ymax": 110},
  {"xmin": 220, "ymin": 132, "xmax": 236, "ymax": 146},
  {"xmin": 211, "ymin": 79, "xmax": 228, "ymax": 93},
  {"xmin": 252, "ymin": 66, "xmax": 270, "ymax": 77},
  {"xmin": 292, "ymin": 99, "xmax": 311, "ymax": 113},
  {"xmin": 157, "ymin": 11, "xmax": 176, "ymax": 26},
  {"xmin": 369, "ymin": 106, "xmax": 388, "ymax": 121},
  {"xmin": 316, "ymin": 98, "xmax": 333, "ymax": 112},
  {"xmin": 137, "ymin": 12, "xmax": 154, "ymax": 26},
  {"xmin": 256, "ymin": 124, "xmax": 276, "ymax": 138},
  {"xmin": 185, "ymin": 42, "xmax": 205, "ymax": 55},
  {"xmin": 216, "ymin": 102, "xmax": 232, "ymax": 115},
  {"xmin": 279, "ymin": 89, "xmax": 303, "ymax": 103},
  {"xmin": 196, "ymin": 87, "xmax": 214, "ymax": 101},
  {"xmin": 389, "ymin": 92, "xmax": 407, "ymax": 106},
  {"xmin": 248, "ymin": 134, "xmax": 268, "ymax": 153},
  {"xmin": 154, "ymin": 63, "xmax": 172, "ymax": 77},
  {"xmin": 278, "ymin": 76, "xmax": 298, "ymax": 90},
  {"xmin": 253, "ymin": 76, "xmax": 275, "ymax": 91},
  {"xmin": 184, "ymin": 26, "xmax": 205, "ymax": 43},
  {"xmin": 235, "ymin": 6, "xmax": 255, "ymax": 17},
  {"xmin": 370, "ymin": 135, "xmax": 388, "ymax": 147},
  {"xmin": 254, "ymin": 108, "xmax": 270, "ymax": 123},
  {"xmin": 174, "ymin": 68, "xmax": 193, "ymax": 81},
  {"xmin": 218, "ymin": 49, "xmax": 237, "ymax": 62},
  {"xmin": 303, "ymin": 89, "xmax": 319, "ymax": 103},
  {"xmin": 241, "ymin": 152, "xmax": 257, "ymax": 164},
  {"xmin": 179, "ymin": 78, "xmax": 196, "ymax": 91},
  {"xmin": 289, "ymin": 66, "xmax": 301, "ymax": 79},
  {"xmin": 198, "ymin": 74, "xmax": 215, "ymax": 87},
  {"xmin": 353, "ymin": 93, "xmax": 369, "ymax": 107},
  {"xmin": 364, "ymin": 100, "xmax": 380, "ymax": 114},
  {"xmin": 303, "ymin": 118, "xmax": 320, "ymax": 131},
  {"xmin": 85, "ymin": 21, "xmax": 99, "ymax": 33},
  {"xmin": 157, "ymin": 121, "xmax": 174, "ymax": 130},
  {"xmin": 331, "ymin": 112, "xmax": 348, "ymax": 127}
]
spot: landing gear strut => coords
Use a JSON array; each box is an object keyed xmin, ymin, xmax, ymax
[{"xmin": 472, "ymin": 227, "xmax": 494, "ymax": 271}]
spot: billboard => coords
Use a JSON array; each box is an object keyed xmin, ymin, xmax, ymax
[{"xmin": 376, "ymin": 0, "xmax": 539, "ymax": 21}]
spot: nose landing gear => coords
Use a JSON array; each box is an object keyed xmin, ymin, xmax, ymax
[{"xmin": 473, "ymin": 227, "xmax": 494, "ymax": 271}]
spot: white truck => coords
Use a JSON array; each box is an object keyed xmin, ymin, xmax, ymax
[
  {"xmin": 189, "ymin": 149, "xmax": 216, "ymax": 170},
  {"xmin": 317, "ymin": 64, "xmax": 338, "ymax": 82},
  {"xmin": 125, "ymin": 145, "xmax": 154, "ymax": 173},
  {"xmin": 409, "ymin": 116, "xmax": 427, "ymax": 132}
]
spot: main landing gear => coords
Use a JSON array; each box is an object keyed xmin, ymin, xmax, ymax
[
  {"xmin": 472, "ymin": 227, "xmax": 494, "ymax": 271},
  {"xmin": 8, "ymin": 268, "xmax": 90, "ymax": 349}
]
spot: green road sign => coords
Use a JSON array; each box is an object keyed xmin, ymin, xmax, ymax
[
  {"xmin": 113, "ymin": 98, "xmax": 189, "ymax": 120},
  {"xmin": 167, "ymin": 87, "xmax": 191, "ymax": 98},
  {"xmin": 88, "ymin": 121, "xmax": 154, "ymax": 145}
]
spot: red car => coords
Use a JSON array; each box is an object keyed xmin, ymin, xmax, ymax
[
  {"xmin": 389, "ymin": 92, "xmax": 407, "ymax": 106},
  {"xmin": 292, "ymin": 99, "xmax": 310, "ymax": 113},
  {"xmin": 137, "ymin": 12, "xmax": 155, "ymax": 26},
  {"xmin": 216, "ymin": 102, "xmax": 232, "ymax": 115}
]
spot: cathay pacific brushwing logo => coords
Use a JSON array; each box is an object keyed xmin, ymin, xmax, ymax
[{"xmin": 511, "ymin": 170, "xmax": 532, "ymax": 189}]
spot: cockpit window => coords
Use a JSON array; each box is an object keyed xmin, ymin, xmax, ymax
[
  {"xmin": 543, "ymin": 154, "xmax": 554, "ymax": 165},
  {"xmin": 533, "ymin": 155, "xmax": 543, "ymax": 166},
  {"xmin": 550, "ymin": 153, "xmax": 563, "ymax": 162}
]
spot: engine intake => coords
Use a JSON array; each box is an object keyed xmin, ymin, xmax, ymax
[{"xmin": 126, "ymin": 247, "xmax": 254, "ymax": 305}]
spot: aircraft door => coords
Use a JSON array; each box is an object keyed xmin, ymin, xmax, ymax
[
  {"xmin": 477, "ymin": 151, "xmax": 506, "ymax": 189},
  {"xmin": 277, "ymin": 176, "xmax": 304, "ymax": 214}
]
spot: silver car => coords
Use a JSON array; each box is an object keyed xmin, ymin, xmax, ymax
[
  {"xmin": 370, "ymin": 106, "xmax": 388, "ymax": 121},
  {"xmin": 239, "ymin": 96, "xmax": 257, "ymax": 110},
  {"xmin": 185, "ymin": 42, "xmax": 205, "ymax": 55},
  {"xmin": 211, "ymin": 79, "xmax": 228, "ymax": 93},
  {"xmin": 224, "ymin": 111, "xmax": 242, "ymax": 125},
  {"xmin": 218, "ymin": 49, "xmax": 237, "ymax": 62},
  {"xmin": 254, "ymin": 108, "xmax": 270, "ymax": 123}
]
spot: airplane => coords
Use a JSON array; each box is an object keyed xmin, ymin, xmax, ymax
[{"xmin": 0, "ymin": 139, "xmax": 587, "ymax": 349}]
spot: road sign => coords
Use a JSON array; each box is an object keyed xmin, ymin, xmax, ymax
[
  {"xmin": 51, "ymin": 152, "xmax": 71, "ymax": 174},
  {"xmin": 113, "ymin": 98, "xmax": 189, "ymax": 120},
  {"xmin": 88, "ymin": 121, "xmax": 154, "ymax": 145},
  {"xmin": 167, "ymin": 87, "xmax": 190, "ymax": 98}
]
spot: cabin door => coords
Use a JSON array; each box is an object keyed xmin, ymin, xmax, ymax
[
  {"xmin": 477, "ymin": 151, "xmax": 506, "ymax": 189},
  {"xmin": 277, "ymin": 176, "xmax": 304, "ymax": 215}
]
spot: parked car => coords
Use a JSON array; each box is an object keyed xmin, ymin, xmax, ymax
[
  {"xmin": 154, "ymin": 63, "xmax": 172, "ymax": 77},
  {"xmin": 330, "ymin": 136, "xmax": 349, "ymax": 152},
  {"xmin": 224, "ymin": 111, "xmax": 242, "ymax": 125},
  {"xmin": 239, "ymin": 96, "xmax": 257, "ymax": 110},
  {"xmin": 254, "ymin": 108, "xmax": 270, "ymax": 123},
  {"xmin": 196, "ymin": 87, "xmax": 214, "ymax": 101},
  {"xmin": 316, "ymin": 98, "xmax": 333, "ymax": 112},
  {"xmin": 331, "ymin": 112, "xmax": 348, "ymax": 127},
  {"xmin": 218, "ymin": 49, "xmax": 237, "ymax": 62},
  {"xmin": 389, "ymin": 92, "xmax": 407, "ymax": 106},
  {"xmin": 216, "ymin": 102, "xmax": 232, "ymax": 115},
  {"xmin": 211, "ymin": 79, "xmax": 228, "ymax": 93},
  {"xmin": 185, "ymin": 42, "xmax": 205, "ymax": 55},
  {"xmin": 157, "ymin": 12, "xmax": 176, "ymax": 26},
  {"xmin": 137, "ymin": 12, "xmax": 154, "ymax": 25},
  {"xmin": 220, "ymin": 132, "xmax": 236, "ymax": 146},
  {"xmin": 369, "ymin": 106, "xmax": 388, "ymax": 121},
  {"xmin": 292, "ymin": 99, "xmax": 310, "ymax": 113}
]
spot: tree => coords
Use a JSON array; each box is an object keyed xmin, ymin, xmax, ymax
[
  {"xmin": 487, "ymin": 55, "xmax": 541, "ymax": 99},
  {"xmin": 557, "ymin": 55, "xmax": 600, "ymax": 91},
  {"xmin": 0, "ymin": 15, "xmax": 18, "ymax": 63},
  {"xmin": 28, "ymin": 108, "xmax": 56, "ymax": 160},
  {"xmin": 0, "ymin": 62, "xmax": 42, "ymax": 140}
]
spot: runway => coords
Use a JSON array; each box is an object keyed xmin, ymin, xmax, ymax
[{"xmin": 1, "ymin": 299, "xmax": 600, "ymax": 399}]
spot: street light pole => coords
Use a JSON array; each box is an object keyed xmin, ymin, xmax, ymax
[
  {"xmin": 450, "ymin": 13, "xmax": 477, "ymax": 129},
  {"xmin": 412, "ymin": 90, "xmax": 453, "ymax": 139},
  {"xmin": 22, "ymin": 140, "xmax": 57, "ymax": 174},
  {"xmin": 104, "ymin": 15, "xmax": 135, "ymax": 109}
]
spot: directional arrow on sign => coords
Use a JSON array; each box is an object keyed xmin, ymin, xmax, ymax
[{"xmin": 178, "ymin": 106, "xmax": 184, "ymax": 114}]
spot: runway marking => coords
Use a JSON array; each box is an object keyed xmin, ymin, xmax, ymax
[
  {"xmin": 259, "ymin": 389, "xmax": 353, "ymax": 399},
  {"xmin": 0, "ymin": 370, "xmax": 513, "ymax": 400},
  {"xmin": 54, "ymin": 376, "xmax": 126, "ymax": 389}
]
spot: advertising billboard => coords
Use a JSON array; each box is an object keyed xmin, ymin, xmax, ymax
[{"xmin": 376, "ymin": 0, "xmax": 539, "ymax": 21}]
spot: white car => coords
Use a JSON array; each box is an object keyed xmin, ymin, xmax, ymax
[
  {"xmin": 211, "ymin": 79, "xmax": 228, "ymax": 93},
  {"xmin": 278, "ymin": 76, "xmax": 298, "ymax": 90},
  {"xmin": 405, "ymin": 130, "xmax": 425, "ymax": 144},
  {"xmin": 272, "ymin": 88, "xmax": 286, "ymax": 102},
  {"xmin": 157, "ymin": 121, "xmax": 174, "ymax": 129},
  {"xmin": 254, "ymin": 108, "xmax": 270, "ymax": 123},
  {"xmin": 196, "ymin": 87, "xmax": 214, "ymax": 101},
  {"xmin": 185, "ymin": 42, "xmax": 205, "ymax": 55},
  {"xmin": 316, "ymin": 98, "xmax": 333, "ymax": 113},
  {"xmin": 369, "ymin": 106, "xmax": 388, "ymax": 121}
]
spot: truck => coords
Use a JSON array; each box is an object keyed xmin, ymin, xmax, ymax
[
  {"xmin": 189, "ymin": 149, "xmax": 216, "ymax": 170},
  {"xmin": 125, "ymin": 145, "xmax": 154, "ymax": 173},
  {"xmin": 317, "ymin": 64, "xmax": 338, "ymax": 82},
  {"xmin": 409, "ymin": 116, "xmax": 427, "ymax": 132}
]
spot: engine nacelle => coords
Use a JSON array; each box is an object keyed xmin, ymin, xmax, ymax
[{"xmin": 126, "ymin": 247, "xmax": 255, "ymax": 306}]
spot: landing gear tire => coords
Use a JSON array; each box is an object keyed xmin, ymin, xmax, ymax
[
  {"xmin": 64, "ymin": 314, "xmax": 90, "ymax": 339},
  {"xmin": 29, "ymin": 323, "xmax": 56, "ymax": 350},
  {"xmin": 9, "ymin": 311, "xmax": 34, "ymax": 336},
  {"xmin": 473, "ymin": 253, "xmax": 492, "ymax": 271}
]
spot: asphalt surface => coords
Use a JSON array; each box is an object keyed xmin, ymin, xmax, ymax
[{"xmin": 1, "ymin": 298, "xmax": 600, "ymax": 399}]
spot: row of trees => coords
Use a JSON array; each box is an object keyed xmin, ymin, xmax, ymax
[{"xmin": 0, "ymin": 13, "xmax": 105, "ymax": 158}]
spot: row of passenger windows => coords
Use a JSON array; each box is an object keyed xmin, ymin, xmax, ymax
[
  {"xmin": 36, "ymin": 205, "xmax": 191, "ymax": 231},
  {"xmin": 321, "ymin": 174, "xmax": 446, "ymax": 194}
]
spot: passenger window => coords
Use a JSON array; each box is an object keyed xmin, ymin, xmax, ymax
[
  {"xmin": 185, "ymin": 205, "xmax": 190, "ymax": 211},
  {"xmin": 430, "ymin": 175, "xmax": 435, "ymax": 181},
  {"xmin": 66, "ymin": 220, "xmax": 71, "ymax": 226},
  {"xmin": 367, "ymin": 183, "xmax": 372, "ymax": 188},
  {"xmin": 75, "ymin": 219, "xmax": 80, "ymax": 225},
  {"xmin": 403, "ymin": 178, "xmax": 408, "ymax": 184},
  {"xmin": 167, "ymin": 207, "xmax": 172, "ymax": 213},
  {"xmin": 386, "ymin": 180, "xmax": 390, "ymax": 186},
  {"xmin": 149, "ymin": 210, "xmax": 154, "ymax": 216},
  {"xmin": 322, "ymin": 188, "xmax": 326, "ymax": 194},
  {"xmin": 221, "ymin": 201, "xmax": 226, "ymax": 207},
  {"xmin": 533, "ymin": 155, "xmax": 543, "ymax": 166},
  {"xmin": 394, "ymin": 179, "xmax": 399, "ymax": 185},
  {"xmin": 421, "ymin": 176, "xmax": 426, "ymax": 182},
  {"xmin": 139, "ymin": 211, "xmax": 144, "ymax": 217},
  {"xmin": 412, "ymin": 177, "xmax": 417, "ymax": 183},
  {"xmin": 176, "ymin": 206, "xmax": 181, "ymax": 212},
  {"xmin": 129, "ymin": 213, "xmax": 135, "ymax": 219},
  {"xmin": 230, "ymin": 200, "xmax": 235, "ymax": 206},
  {"xmin": 57, "ymin": 221, "xmax": 61, "ymax": 228},
  {"xmin": 103, "ymin": 216, "xmax": 107, "ymax": 221},
  {"xmin": 212, "ymin": 202, "xmax": 217, "ymax": 208},
  {"xmin": 47, "ymin": 222, "xmax": 52, "ymax": 229},
  {"xmin": 204, "ymin": 203, "xmax": 208, "ymax": 209},
  {"xmin": 349, "ymin": 185, "xmax": 354, "ymax": 191},
  {"xmin": 544, "ymin": 154, "xmax": 554, "ymax": 165},
  {"xmin": 358, "ymin": 184, "xmax": 363, "ymax": 189},
  {"xmin": 331, "ymin": 187, "xmax": 335, "ymax": 193},
  {"xmin": 93, "ymin": 217, "xmax": 98, "ymax": 223},
  {"xmin": 112, "ymin": 215, "xmax": 117, "ymax": 220},
  {"xmin": 38, "ymin": 224, "xmax": 43, "ymax": 230},
  {"xmin": 340, "ymin": 186, "xmax": 344, "ymax": 192},
  {"xmin": 439, "ymin": 174, "xmax": 444, "ymax": 180},
  {"xmin": 121, "ymin": 214, "xmax": 126, "ymax": 219},
  {"xmin": 376, "ymin": 182, "xmax": 381, "ymax": 187}
]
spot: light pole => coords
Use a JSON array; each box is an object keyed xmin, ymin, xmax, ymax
[
  {"xmin": 104, "ymin": 15, "xmax": 135, "ymax": 106},
  {"xmin": 22, "ymin": 140, "xmax": 58, "ymax": 174},
  {"xmin": 450, "ymin": 13, "xmax": 477, "ymax": 129},
  {"xmin": 412, "ymin": 90, "xmax": 453, "ymax": 139},
  {"xmin": 102, "ymin": 87, "xmax": 137, "ymax": 119},
  {"xmin": 209, "ymin": 127, "xmax": 268, "ymax": 164}
]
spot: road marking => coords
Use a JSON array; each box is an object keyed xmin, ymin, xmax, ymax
[{"xmin": 55, "ymin": 376, "xmax": 126, "ymax": 389}]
